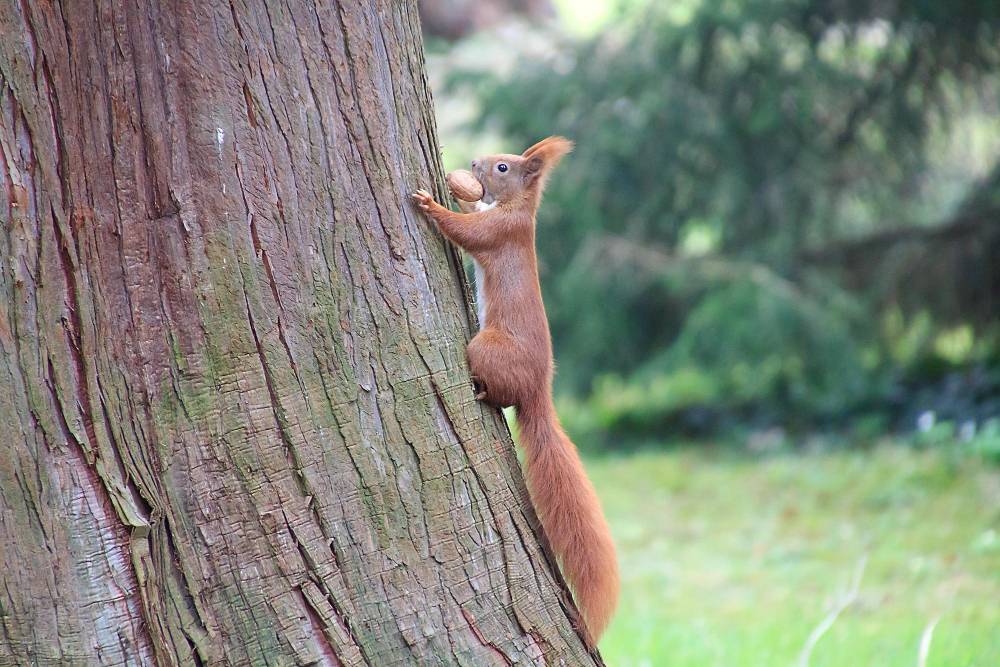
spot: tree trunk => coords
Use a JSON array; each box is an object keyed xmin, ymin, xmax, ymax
[{"xmin": 0, "ymin": 2, "xmax": 599, "ymax": 665}]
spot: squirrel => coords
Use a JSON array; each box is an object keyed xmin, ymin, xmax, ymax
[{"xmin": 412, "ymin": 137, "xmax": 619, "ymax": 646}]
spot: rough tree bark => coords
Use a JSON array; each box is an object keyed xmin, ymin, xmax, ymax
[{"xmin": 0, "ymin": 2, "xmax": 600, "ymax": 665}]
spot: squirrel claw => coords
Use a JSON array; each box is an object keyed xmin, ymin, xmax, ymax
[
  {"xmin": 472, "ymin": 376, "xmax": 488, "ymax": 401},
  {"xmin": 411, "ymin": 189, "xmax": 434, "ymax": 212}
]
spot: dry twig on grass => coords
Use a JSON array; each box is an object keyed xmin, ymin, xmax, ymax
[
  {"xmin": 917, "ymin": 615, "xmax": 941, "ymax": 667},
  {"xmin": 796, "ymin": 555, "xmax": 868, "ymax": 667}
]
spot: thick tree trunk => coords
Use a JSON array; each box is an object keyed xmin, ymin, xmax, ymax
[{"xmin": 0, "ymin": 2, "xmax": 599, "ymax": 665}]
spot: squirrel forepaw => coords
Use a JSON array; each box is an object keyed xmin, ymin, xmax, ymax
[{"xmin": 411, "ymin": 189, "xmax": 435, "ymax": 213}]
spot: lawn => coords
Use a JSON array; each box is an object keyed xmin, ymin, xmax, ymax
[{"xmin": 589, "ymin": 443, "xmax": 1000, "ymax": 666}]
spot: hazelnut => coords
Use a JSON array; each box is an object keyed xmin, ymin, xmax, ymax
[{"xmin": 446, "ymin": 170, "xmax": 484, "ymax": 202}]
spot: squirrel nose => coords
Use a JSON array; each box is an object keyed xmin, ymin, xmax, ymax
[{"xmin": 471, "ymin": 159, "xmax": 480, "ymax": 169}]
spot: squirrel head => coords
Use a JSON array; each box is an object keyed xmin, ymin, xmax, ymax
[{"xmin": 471, "ymin": 136, "xmax": 573, "ymax": 208}]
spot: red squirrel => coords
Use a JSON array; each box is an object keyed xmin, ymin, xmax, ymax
[{"xmin": 412, "ymin": 137, "xmax": 619, "ymax": 645}]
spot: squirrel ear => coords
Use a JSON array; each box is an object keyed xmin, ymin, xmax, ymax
[
  {"xmin": 521, "ymin": 137, "xmax": 572, "ymax": 187},
  {"xmin": 522, "ymin": 136, "xmax": 574, "ymax": 160},
  {"xmin": 522, "ymin": 137, "xmax": 552, "ymax": 158},
  {"xmin": 522, "ymin": 156, "xmax": 545, "ymax": 185}
]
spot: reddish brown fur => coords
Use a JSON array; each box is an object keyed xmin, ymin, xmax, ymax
[{"xmin": 412, "ymin": 137, "xmax": 620, "ymax": 645}]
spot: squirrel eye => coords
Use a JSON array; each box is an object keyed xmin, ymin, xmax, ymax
[{"xmin": 497, "ymin": 163, "xmax": 508, "ymax": 173}]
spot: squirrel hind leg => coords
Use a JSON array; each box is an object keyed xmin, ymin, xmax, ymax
[
  {"xmin": 471, "ymin": 375, "xmax": 489, "ymax": 402},
  {"xmin": 467, "ymin": 329, "xmax": 530, "ymax": 409}
]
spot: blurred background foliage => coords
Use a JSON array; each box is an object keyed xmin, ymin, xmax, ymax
[
  {"xmin": 419, "ymin": 3, "xmax": 1000, "ymax": 663},
  {"xmin": 423, "ymin": 0, "xmax": 1000, "ymax": 448}
]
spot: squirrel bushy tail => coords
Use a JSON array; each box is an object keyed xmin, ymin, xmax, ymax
[{"xmin": 517, "ymin": 394, "xmax": 619, "ymax": 645}]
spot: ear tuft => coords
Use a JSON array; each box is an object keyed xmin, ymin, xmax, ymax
[
  {"xmin": 522, "ymin": 136, "xmax": 574, "ymax": 163},
  {"xmin": 521, "ymin": 136, "xmax": 573, "ymax": 189}
]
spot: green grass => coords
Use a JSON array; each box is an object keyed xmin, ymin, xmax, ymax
[{"xmin": 588, "ymin": 443, "xmax": 1000, "ymax": 666}]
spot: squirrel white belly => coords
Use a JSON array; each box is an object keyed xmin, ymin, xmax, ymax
[{"xmin": 472, "ymin": 200, "xmax": 497, "ymax": 329}]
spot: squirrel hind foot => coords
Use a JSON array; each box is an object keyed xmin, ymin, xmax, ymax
[{"xmin": 471, "ymin": 376, "xmax": 488, "ymax": 401}]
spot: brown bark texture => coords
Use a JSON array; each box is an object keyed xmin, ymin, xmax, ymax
[{"xmin": 0, "ymin": 1, "xmax": 599, "ymax": 665}]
